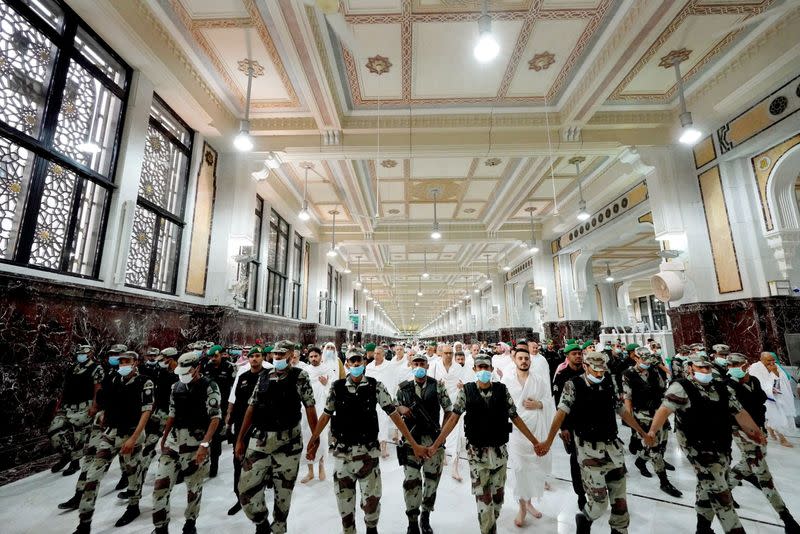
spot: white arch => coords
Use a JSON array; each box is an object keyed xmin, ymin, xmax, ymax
[{"xmin": 766, "ymin": 143, "xmax": 800, "ymax": 232}]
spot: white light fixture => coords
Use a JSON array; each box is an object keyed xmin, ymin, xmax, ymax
[
  {"xmin": 326, "ymin": 209, "xmax": 339, "ymax": 257},
  {"xmin": 417, "ymin": 275, "xmax": 423, "ymax": 297},
  {"xmin": 474, "ymin": 0, "xmax": 499, "ymax": 63},
  {"xmin": 422, "ymin": 250, "xmax": 430, "ymax": 279},
  {"xmin": 671, "ymin": 56, "xmax": 702, "ymax": 145},
  {"xmin": 298, "ymin": 164, "xmax": 311, "ymax": 221},
  {"xmin": 502, "ymin": 253, "xmax": 510, "ymax": 272},
  {"xmin": 342, "ymin": 262, "xmax": 351, "ymax": 274},
  {"xmin": 570, "ymin": 156, "xmax": 590, "ymax": 221},
  {"xmin": 354, "ymin": 256, "xmax": 363, "ymax": 289},
  {"xmin": 605, "ymin": 262, "xmax": 614, "ymax": 283},
  {"xmin": 525, "ymin": 206, "xmax": 540, "ymax": 253},
  {"xmin": 430, "ymin": 188, "xmax": 442, "ymax": 240}
]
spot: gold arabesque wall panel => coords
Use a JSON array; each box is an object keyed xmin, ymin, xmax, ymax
[{"xmin": 185, "ymin": 143, "xmax": 217, "ymax": 296}]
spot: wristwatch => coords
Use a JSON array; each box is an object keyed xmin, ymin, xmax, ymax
[{"xmin": 199, "ymin": 441, "xmax": 210, "ymax": 448}]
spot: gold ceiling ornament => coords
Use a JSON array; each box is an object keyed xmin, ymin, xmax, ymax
[
  {"xmin": 298, "ymin": 161, "xmax": 315, "ymax": 169},
  {"xmin": 237, "ymin": 59, "xmax": 265, "ymax": 78},
  {"xmin": 365, "ymin": 55, "xmax": 392, "ymax": 75},
  {"xmin": 380, "ymin": 159, "xmax": 397, "ymax": 168},
  {"xmin": 568, "ymin": 155, "xmax": 586, "ymax": 166},
  {"xmin": 528, "ymin": 51, "xmax": 555, "ymax": 72},
  {"xmin": 658, "ymin": 48, "xmax": 691, "ymax": 69},
  {"xmin": 484, "ymin": 157, "xmax": 501, "ymax": 167}
]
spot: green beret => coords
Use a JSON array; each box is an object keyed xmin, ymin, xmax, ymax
[
  {"xmin": 581, "ymin": 340, "xmax": 594, "ymax": 350},
  {"xmin": 564, "ymin": 343, "xmax": 581, "ymax": 354},
  {"xmin": 207, "ymin": 344, "xmax": 224, "ymax": 356},
  {"xmin": 263, "ymin": 346, "xmax": 273, "ymax": 354},
  {"xmin": 626, "ymin": 343, "xmax": 640, "ymax": 352},
  {"xmin": 364, "ymin": 343, "xmax": 377, "ymax": 352},
  {"xmin": 248, "ymin": 346, "xmax": 263, "ymax": 355},
  {"xmin": 427, "ymin": 341, "xmax": 437, "ymax": 347},
  {"xmin": 566, "ymin": 338, "xmax": 576, "ymax": 345}
]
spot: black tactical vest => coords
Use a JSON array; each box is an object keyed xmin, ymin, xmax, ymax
[
  {"xmin": 396, "ymin": 377, "xmax": 441, "ymax": 441},
  {"xmin": 570, "ymin": 374, "xmax": 618, "ymax": 442},
  {"xmin": 204, "ymin": 360, "xmax": 235, "ymax": 403},
  {"xmin": 253, "ymin": 367, "xmax": 303, "ymax": 432},
  {"xmin": 623, "ymin": 367, "xmax": 665, "ymax": 413},
  {"xmin": 154, "ymin": 368, "xmax": 178, "ymax": 413},
  {"xmin": 676, "ymin": 378, "xmax": 732, "ymax": 452},
  {"xmin": 232, "ymin": 369, "xmax": 264, "ymax": 426},
  {"xmin": 727, "ymin": 376, "xmax": 766, "ymax": 430},
  {"xmin": 463, "ymin": 382, "xmax": 511, "ymax": 448},
  {"xmin": 172, "ymin": 377, "xmax": 212, "ymax": 431},
  {"xmin": 62, "ymin": 363, "xmax": 97, "ymax": 404},
  {"xmin": 331, "ymin": 377, "xmax": 379, "ymax": 446},
  {"xmin": 104, "ymin": 374, "xmax": 148, "ymax": 433}
]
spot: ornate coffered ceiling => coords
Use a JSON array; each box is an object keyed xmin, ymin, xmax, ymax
[{"xmin": 73, "ymin": 0, "xmax": 796, "ymax": 330}]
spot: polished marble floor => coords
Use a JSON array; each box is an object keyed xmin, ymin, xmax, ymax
[{"xmin": 1, "ymin": 426, "xmax": 797, "ymax": 534}]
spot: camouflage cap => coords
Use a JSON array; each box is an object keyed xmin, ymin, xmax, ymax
[
  {"xmin": 688, "ymin": 353, "xmax": 711, "ymax": 367},
  {"xmin": 583, "ymin": 351, "xmax": 609, "ymax": 372},
  {"xmin": 644, "ymin": 352, "xmax": 663, "ymax": 366},
  {"xmin": 689, "ymin": 343, "xmax": 706, "ymax": 351},
  {"xmin": 202, "ymin": 341, "xmax": 214, "ymax": 349},
  {"xmin": 108, "ymin": 344, "xmax": 127, "ymax": 354},
  {"xmin": 473, "ymin": 353, "xmax": 492, "ymax": 367},
  {"xmin": 678, "ymin": 344, "xmax": 691, "ymax": 353},
  {"xmin": 160, "ymin": 347, "xmax": 178, "ymax": 358},
  {"xmin": 634, "ymin": 346, "xmax": 653, "ymax": 358},
  {"xmin": 345, "ymin": 348, "xmax": 365, "ymax": 361},
  {"xmin": 175, "ymin": 352, "xmax": 200, "ymax": 374},
  {"xmin": 726, "ymin": 352, "xmax": 747, "ymax": 365},
  {"xmin": 712, "ymin": 344, "xmax": 730, "ymax": 355},
  {"xmin": 119, "ymin": 351, "xmax": 138, "ymax": 362},
  {"xmin": 272, "ymin": 340, "xmax": 295, "ymax": 354},
  {"xmin": 75, "ymin": 344, "xmax": 93, "ymax": 354},
  {"xmin": 411, "ymin": 353, "xmax": 428, "ymax": 362},
  {"xmin": 146, "ymin": 347, "xmax": 161, "ymax": 356}
]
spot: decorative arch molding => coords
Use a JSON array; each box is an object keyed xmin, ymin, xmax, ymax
[{"xmin": 764, "ymin": 141, "xmax": 800, "ymax": 232}]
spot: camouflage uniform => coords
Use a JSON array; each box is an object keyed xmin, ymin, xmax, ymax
[
  {"xmin": 559, "ymin": 375, "xmax": 629, "ymax": 533},
  {"xmin": 77, "ymin": 373, "xmax": 154, "ymax": 525},
  {"xmin": 396, "ymin": 378, "xmax": 452, "ymax": 523},
  {"xmin": 662, "ymin": 375, "xmax": 744, "ymax": 533},
  {"xmin": 451, "ymin": 382, "xmax": 518, "ymax": 534},
  {"xmin": 623, "ymin": 362, "xmax": 669, "ymax": 473},
  {"xmin": 49, "ymin": 360, "xmax": 104, "ymax": 461},
  {"xmin": 324, "ymin": 375, "xmax": 398, "ymax": 534},
  {"xmin": 238, "ymin": 366, "xmax": 315, "ymax": 534},
  {"xmin": 152, "ymin": 377, "xmax": 221, "ymax": 529}
]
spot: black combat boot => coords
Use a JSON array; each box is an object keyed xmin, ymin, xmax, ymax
[
  {"xmin": 182, "ymin": 519, "xmax": 197, "ymax": 534},
  {"xmin": 117, "ymin": 490, "xmax": 132, "ymax": 500},
  {"xmin": 58, "ymin": 491, "xmax": 82, "ymax": 510},
  {"xmin": 575, "ymin": 511, "xmax": 592, "ymax": 534},
  {"xmin": 366, "ymin": 527, "xmax": 378, "ymax": 534},
  {"xmin": 780, "ymin": 511, "xmax": 800, "ymax": 534},
  {"xmin": 255, "ymin": 520, "xmax": 272, "ymax": 533},
  {"xmin": 635, "ymin": 458, "xmax": 652, "ymax": 478},
  {"xmin": 51, "ymin": 456, "xmax": 70, "ymax": 473},
  {"xmin": 419, "ymin": 511, "xmax": 433, "ymax": 534},
  {"xmin": 696, "ymin": 515, "xmax": 715, "ymax": 534},
  {"xmin": 115, "ymin": 505, "xmax": 140, "ymax": 527},
  {"xmin": 72, "ymin": 522, "xmax": 91, "ymax": 534},
  {"xmin": 227, "ymin": 501, "xmax": 242, "ymax": 515},
  {"xmin": 663, "ymin": 460, "xmax": 675, "ymax": 471},
  {"xmin": 657, "ymin": 472, "xmax": 683, "ymax": 498},
  {"xmin": 63, "ymin": 460, "xmax": 81, "ymax": 476},
  {"xmin": 406, "ymin": 517, "xmax": 420, "ymax": 534},
  {"xmin": 152, "ymin": 526, "xmax": 169, "ymax": 534},
  {"xmin": 114, "ymin": 474, "xmax": 128, "ymax": 490}
]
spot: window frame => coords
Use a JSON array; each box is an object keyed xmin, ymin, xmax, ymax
[
  {"xmin": 239, "ymin": 195, "xmax": 263, "ymax": 310},
  {"xmin": 290, "ymin": 231, "xmax": 302, "ymax": 319},
  {"xmin": 265, "ymin": 209, "xmax": 289, "ymax": 316},
  {"xmin": 0, "ymin": 0, "xmax": 132, "ymax": 279}
]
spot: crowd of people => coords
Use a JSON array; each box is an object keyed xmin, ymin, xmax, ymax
[{"xmin": 46, "ymin": 336, "xmax": 799, "ymax": 534}]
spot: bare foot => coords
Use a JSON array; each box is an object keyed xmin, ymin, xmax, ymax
[
  {"xmin": 380, "ymin": 442, "xmax": 390, "ymax": 458},
  {"xmin": 319, "ymin": 462, "xmax": 326, "ymax": 481},
  {"xmin": 526, "ymin": 502, "xmax": 543, "ymax": 519},
  {"xmin": 768, "ymin": 428, "xmax": 778, "ymax": 440},
  {"xmin": 451, "ymin": 470, "xmax": 462, "ymax": 482},
  {"xmin": 779, "ymin": 435, "xmax": 794, "ymax": 448},
  {"xmin": 514, "ymin": 508, "xmax": 526, "ymax": 528},
  {"xmin": 300, "ymin": 472, "xmax": 314, "ymax": 484},
  {"xmin": 544, "ymin": 481, "xmax": 552, "ymax": 491}
]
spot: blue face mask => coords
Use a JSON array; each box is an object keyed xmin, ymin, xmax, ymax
[
  {"xmin": 158, "ymin": 361, "xmax": 169, "ymax": 369},
  {"xmin": 728, "ymin": 367, "xmax": 746, "ymax": 380},
  {"xmin": 696, "ymin": 350, "xmax": 707, "ymax": 358},
  {"xmin": 230, "ymin": 350, "xmax": 242, "ymax": 357},
  {"xmin": 194, "ymin": 350, "xmax": 203, "ymax": 357},
  {"xmin": 475, "ymin": 370, "xmax": 492, "ymax": 383},
  {"xmin": 349, "ymin": 365, "xmax": 365, "ymax": 377},
  {"xmin": 274, "ymin": 359, "xmax": 289, "ymax": 371},
  {"xmin": 638, "ymin": 363, "xmax": 650, "ymax": 370},
  {"xmin": 117, "ymin": 365, "xmax": 133, "ymax": 377},
  {"xmin": 413, "ymin": 367, "xmax": 427, "ymax": 379},
  {"xmin": 714, "ymin": 357, "xmax": 728, "ymax": 367},
  {"xmin": 76, "ymin": 354, "xmax": 88, "ymax": 364},
  {"xmin": 587, "ymin": 373, "xmax": 603, "ymax": 384},
  {"xmin": 694, "ymin": 371, "xmax": 713, "ymax": 384},
  {"xmin": 108, "ymin": 356, "xmax": 120, "ymax": 367}
]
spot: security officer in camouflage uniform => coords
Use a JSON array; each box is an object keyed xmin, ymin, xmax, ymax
[
  {"xmin": 431, "ymin": 353, "xmax": 541, "ymax": 534},
  {"xmin": 711, "ymin": 344, "xmax": 730, "ymax": 381},
  {"xmin": 670, "ymin": 345, "xmax": 691, "ymax": 380},
  {"xmin": 118, "ymin": 347, "xmax": 179, "ymax": 502},
  {"xmin": 622, "ymin": 347, "xmax": 682, "ymax": 498},
  {"xmin": 725, "ymin": 353, "xmax": 800, "ymax": 533},
  {"xmin": 140, "ymin": 347, "xmax": 162, "ymax": 378},
  {"xmin": 307, "ymin": 348, "xmax": 427, "ymax": 534},
  {"xmin": 49, "ymin": 344, "xmax": 104, "ymax": 476},
  {"xmin": 538, "ymin": 351, "xmax": 651, "ymax": 534},
  {"xmin": 72, "ymin": 351, "xmax": 154, "ymax": 533},
  {"xmin": 647, "ymin": 353, "xmax": 765, "ymax": 534},
  {"xmin": 58, "ymin": 344, "xmax": 126, "ymax": 511},
  {"xmin": 202, "ymin": 344, "xmax": 236, "ymax": 477},
  {"xmin": 152, "ymin": 352, "xmax": 221, "ymax": 534},
  {"xmin": 395, "ymin": 353, "xmax": 452, "ymax": 534},
  {"xmin": 233, "ymin": 340, "xmax": 316, "ymax": 533}
]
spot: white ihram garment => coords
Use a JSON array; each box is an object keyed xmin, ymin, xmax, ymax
[
  {"xmin": 429, "ymin": 359, "xmax": 468, "ymax": 458},
  {"xmin": 502, "ymin": 370, "xmax": 555, "ymax": 500},
  {"xmin": 298, "ymin": 362, "xmax": 337, "ymax": 464},
  {"xmin": 749, "ymin": 361, "xmax": 797, "ymax": 434},
  {"xmin": 366, "ymin": 359, "xmax": 402, "ymax": 441}
]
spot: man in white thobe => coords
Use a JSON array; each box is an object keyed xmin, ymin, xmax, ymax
[
  {"xmin": 429, "ymin": 345, "xmax": 469, "ymax": 481},
  {"xmin": 366, "ymin": 345, "xmax": 404, "ymax": 457},
  {"xmin": 526, "ymin": 342, "xmax": 551, "ymax": 384},
  {"xmin": 298, "ymin": 347, "xmax": 338, "ymax": 482},
  {"xmin": 750, "ymin": 352, "xmax": 796, "ymax": 447},
  {"xmin": 502, "ymin": 348, "xmax": 555, "ymax": 526}
]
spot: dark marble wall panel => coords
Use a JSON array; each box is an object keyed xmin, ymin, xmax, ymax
[
  {"xmin": 509, "ymin": 327, "xmax": 536, "ymax": 343},
  {"xmin": 543, "ymin": 320, "xmax": 601, "ymax": 343},
  {"xmin": 667, "ymin": 297, "xmax": 800, "ymax": 364}
]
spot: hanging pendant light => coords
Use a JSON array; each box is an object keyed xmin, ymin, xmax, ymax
[
  {"xmin": 422, "ymin": 249, "xmax": 430, "ymax": 279},
  {"xmin": 671, "ymin": 57, "xmax": 702, "ymax": 145},
  {"xmin": 430, "ymin": 188, "xmax": 442, "ymax": 240},
  {"xmin": 485, "ymin": 254, "xmax": 492, "ymax": 286},
  {"xmin": 298, "ymin": 163, "xmax": 311, "ymax": 221},
  {"xmin": 502, "ymin": 252, "xmax": 511, "ymax": 272},
  {"xmin": 234, "ymin": 59, "xmax": 261, "ymax": 152},
  {"xmin": 354, "ymin": 256, "xmax": 362, "ymax": 289},
  {"xmin": 474, "ymin": 0, "xmax": 499, "ymax": 63},
  {"xmin": 417, "ymin": 275, "xmax": 423, "ymax": 297},
  {"xmin": 525, "ymin": 206, "xmax": 540, "ymax": 253},
  {"xmin": 605, "ymin": 263, "xmax": 614, "ymax": 283},
  {"xmin": 570, "ymin": 157, "xmax": 590, "ymax": 221},
  {"xmin": 327, "ymin": 210, "xmax": 339, "ymax": 257}
]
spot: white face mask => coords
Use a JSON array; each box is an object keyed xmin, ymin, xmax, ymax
[{"xmin": 178, "ymin": 373, "xmax": 193, "ymax": 384}]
